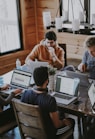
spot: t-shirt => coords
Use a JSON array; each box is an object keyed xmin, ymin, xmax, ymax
[
  {"xmin": 21, "ymin": 89, "xmax": 58, "ymax": 139},
  {"xmin": 82, "ymin": 50, "xmax": 95, "ymax": 78}
]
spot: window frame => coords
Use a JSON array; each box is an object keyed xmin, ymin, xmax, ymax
[
  {"xmin": 59, "ymin": 0, "xmax": 95, "ymax": 34},
  {"xmin": 0, "ymin": 0, "xmax": 23, "ymax": 56}
]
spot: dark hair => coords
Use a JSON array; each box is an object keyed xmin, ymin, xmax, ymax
[
  {"xmin": 45, "ymin": 31, "xmax": 57, "ymax": 41},
  {"xmin": 33, "ymin": 66, "xmax": 48, "ymax": 86},
  {"xmin": 85, "ymin": 37, "xmax": 95, "ymax": 48}
]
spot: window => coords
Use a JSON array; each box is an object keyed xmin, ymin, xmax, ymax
[
  {"xmin": 0, "ymin": 0, "xmax": 22, "ymax": 55},
  {"xmin": 61, "ymin": 0, "xmax": 95, "ymax": 24},
  {"xmin": 60, "ymin": 0, "xmax": 95, "ymax": 34},
  {"xmin": 62, "ymin": 0, "xmax": 84, "ymax": 22},
  {"xmin": 90, "ymin": 0, "xmax": 95, "ymax": 24}
]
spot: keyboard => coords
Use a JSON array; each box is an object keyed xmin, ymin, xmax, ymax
[{"xmin": 54, "ymin": 93, "xmax": 72, "ymax": 100}]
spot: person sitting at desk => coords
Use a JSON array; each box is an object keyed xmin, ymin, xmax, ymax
[
  {"xmin": 25, "ymin": 30, "xmax": 75, "ymax": 71},
  {"xmin": 21, "ymin": 66, "xmax": 75, "ymax": 139},
  {"xmin": 0, "ymin": 85, "xmax": 22, "ymax": 126},
  {"xmin": 78, "ymin": 36, "xmax": 95, "ymax": 78}
]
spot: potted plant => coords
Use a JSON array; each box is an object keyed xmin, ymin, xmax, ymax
[{"xmin": 48, "ymin": 65, "xmax": 57, "ymax": 75}]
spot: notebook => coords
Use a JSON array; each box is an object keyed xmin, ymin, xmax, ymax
[
  {"xmin": 65, "ymin": 70, "xmax": 90, "ymax": 87},
  {"xmin": 88, "ymin": 83, "xmax": 95, "ymax": 113},
  {"xmin": 22, "ymin": 61, "xmax": 48, "ymax": 73},
  {"xmin": 1, "ymin": 69, "xmax": 32, "ymax": 95},
  {"xmin": 51, "ymin": 75, "xmax": 80, "ymax": 105}
]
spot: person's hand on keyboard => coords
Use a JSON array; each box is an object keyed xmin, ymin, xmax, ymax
[
  {"xmin": 0, "ymin": 84, "xmax": 10, "ymax": 91},
  {"xmin": 12, "ymin": 89, "xmax": 22, "ymax": 96}
]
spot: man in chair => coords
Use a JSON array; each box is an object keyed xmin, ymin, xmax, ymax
[
  {"xmin": 25, "ymin": 31, "xmax": 64, "ymax": 70},
  {"xmin": 21, "ymin": 66, "xmax": 75, "ymax": 139}
]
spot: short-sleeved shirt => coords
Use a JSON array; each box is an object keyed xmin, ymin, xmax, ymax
[
  {"xmin": 82, "ymin": 50, "xmax": 95, "ymax": 78},
  {"xmin": 21, "ymin": 89, "xmax": 58, "ymax": 139}
]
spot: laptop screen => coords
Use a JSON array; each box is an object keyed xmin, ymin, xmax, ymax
[
  {"xmin": 88, "ymin": 83, "xmax": 95, "ymax": 106},
  {"xmin": 11, "ymin": 69, "xmax": 32, "ymax": 88},
  {"xmin": 26, "ymin": 61, "xmax": 48, "ymax": 73},
  {"xmin": 55, "ymin": 76, "xmax": 76, "ymax": 96}
]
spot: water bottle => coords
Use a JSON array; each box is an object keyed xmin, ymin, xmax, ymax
[
  {"xmin": 0, "ymin": 76, "xmax": 4, "ymax": 86},
  {"xmin": 16, "ymin": 58, "xmax": 21, "ymax": 69}
]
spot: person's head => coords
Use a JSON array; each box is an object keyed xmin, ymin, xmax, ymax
[
  {"xmin": 33, "ymin": 66, "xmax": 48, "ymax": 87},
  {"xmin": 45, "ymin": 31, "xmax": 57, "ymax": 48},
  {"xmin": 84, "ymin": 37, "xmax": 95, "ymax": 57}
]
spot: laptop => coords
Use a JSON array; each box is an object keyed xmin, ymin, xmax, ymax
[
  {"xmin": 88, "ymin": 83, "xmax": 95, "ymax": 113},
  {"xmin": 22, "ymin": 61, "xmax": 48, "ymax": 73},
  {"xmin": 65, "ymin": 70, "xmax": 90, "ymax": 87},
  {"xmin": 51, "ymin": 75, "xmax": 80, "ymax": 105},
  {"xmin": 1, "ymin": 69, "xmax": 32, "ymax": 95}
]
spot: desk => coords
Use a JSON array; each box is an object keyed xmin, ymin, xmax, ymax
[
  {"xmin": 2, "ymin": 71, "xmax": 13, "ymax": 85},
  {"xmin": 1, "ymin": 70, "xmax": 95, "ymax": 138}
]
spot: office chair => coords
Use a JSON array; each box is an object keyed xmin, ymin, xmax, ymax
[
  {"xmin": 59, "ymin": 43, "xmax": 67, "ymax": 67},
  {"xmin": 12, "ymin": 98, "xmax": 73, "ymax": 139}
]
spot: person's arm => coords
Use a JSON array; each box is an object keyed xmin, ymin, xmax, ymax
[
  {"xmin": 49, "ymin": 97, "xmax": 71, "ymax": 128},
  {"xmin": 78, "ymin": 63, "xmax": 87, "ymax": 72},
  {"xmin": 0, "ymin": 84, "xmax": 9, "ymax": 90},
  {"xmin": 0, "ymin": 88, "xmax": 22, "ymax": 106},
  {"xmin": 25, "ymin": 45, "xmax": 39, "ymax": 64},
  {"xmin": 52, "ymin": 50, "xmax": 64, "ymax": 70},
  {"xmin": 0, "ymin": 92, "xmax": 15, "ymax": 106},
  {"xmin": 50, "ymin": 111, "xmax": 71, "ymax": 128},
  {"xmin": 78, "ymin": 51, "xmax": 88, "ymax": 72},
  {"xmin": 48, "ymin": 46, "xmax": 64, "ymax": 69}
]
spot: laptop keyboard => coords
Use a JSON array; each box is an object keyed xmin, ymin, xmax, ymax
[
  {"xmin": 54, "ymin": 93, "xmax": 72, "ymax": 100},
  {"xmin": 9, "ymin": 85, "xmax": 17, "ymax": 89}
]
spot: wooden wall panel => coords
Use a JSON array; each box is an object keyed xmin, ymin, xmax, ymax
[
  {"xmin": 0, "ymin": 50, "xmax": 30, "ymax": 75},
  {"xmin": 20, "ymin": 0, "xmax": 37, "ymax": 49},
  {"xmin": 36, "ymin": 0, "xmax": 58, "ymax": 9},
  {"xmin": 26, "ymin": 33, "xmax": 36, "ymax": 50}
]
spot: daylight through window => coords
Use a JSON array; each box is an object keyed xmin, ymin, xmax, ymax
[{"xmin": 0, "ymin": 0, "xmax": 22, "ymax": 55}]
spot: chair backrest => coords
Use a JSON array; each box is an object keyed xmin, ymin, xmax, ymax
[
  {"xmin": 59, "ymin": 43, "xmax": 67, "ymax": 67},
  {"xmin": 12, "ymin": 98, "xmax": 47, "ymax": 139}
]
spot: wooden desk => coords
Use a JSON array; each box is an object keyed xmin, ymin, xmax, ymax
[{"xmin": 3, "ymin": 71, "xmax": 93, "ymax": 116}]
